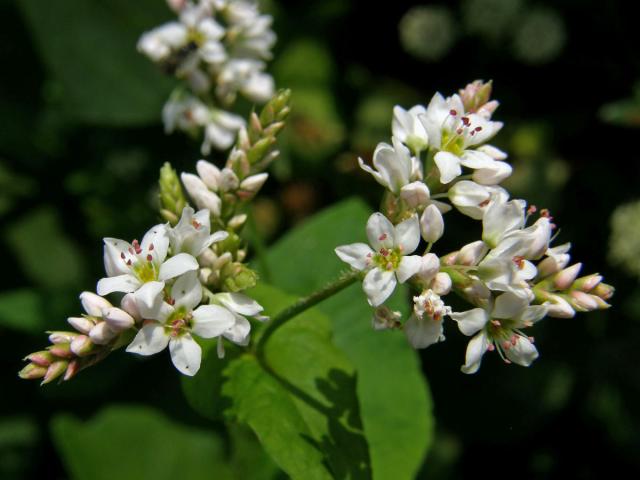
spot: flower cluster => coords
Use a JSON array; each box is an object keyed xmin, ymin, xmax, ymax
[
  {"xmin": 336, "ymin": 80, "xmax": 613, "ymax": 373},
  {"xmin": 139, "ymin": 0, "xmax": 276, "ymax": 153},
  {"xmin": 19, "ymin": 89, "xmax": 291, "ymax": 384}
]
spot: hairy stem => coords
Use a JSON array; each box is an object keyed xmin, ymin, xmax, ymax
[{"xmin": 256, "ymin": 270, "xmax": 361, "ymax": 354}]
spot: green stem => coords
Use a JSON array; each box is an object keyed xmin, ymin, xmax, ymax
[{"xmin": 256, "ymin": 270, "xmax": 361, "ymax": 354}]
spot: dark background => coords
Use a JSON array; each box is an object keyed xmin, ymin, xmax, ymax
[{"xmin": 1, "ymin": 0, "xmax": 639, "ymax": 478}]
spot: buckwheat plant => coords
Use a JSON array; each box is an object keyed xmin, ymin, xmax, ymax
[
  {"xmin": 336, "ymin": 80, "xmax": 613, "ymax": 372},
  {"xmin": 18, "ymin": 4, "xmax": 613, "ymax": 473}
]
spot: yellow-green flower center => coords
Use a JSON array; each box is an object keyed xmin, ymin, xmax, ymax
[
  {"xmin": 373, "ymin": 248, "xmax": 402, "ymax": 271},
  {"xmin": 133, "ymin": 261, "xmax": 158, "ymax": 284}
]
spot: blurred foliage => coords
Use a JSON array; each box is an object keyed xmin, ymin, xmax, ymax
[
  {"xmin": 1, "ymin": 0, "xmax": 639, "ymax": 478},
  {"xmin": 609, "ymin": 199, "xmax": 640, "ymax": 279}
]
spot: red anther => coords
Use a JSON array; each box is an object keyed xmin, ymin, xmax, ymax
[
  {"xmin": 449, "ymin": 109, "xmax": 457, "ymax": 116},
  {"xmin": 487, "ymin": 343, "xmax": 495, "ymax": 351},
  {"xmin": 132, "ymin": 239, "xmax": 142, "ymax": 254},
  {"xmin": 474, "ymin": 126, "xmax": 482, "ymax": 132},
  {"xmin": 456, "ymin": 128, "xmax": 463, "ymax": 135},
  {"xmin": 512, "ymin": 256, "xmax": 525, "ymax": 269},
  {"xmin": 120, "ymin": 252, "xmax": 126, "ymax": 259},
  {"xmin": 386, "ymin": 262, "xmax": 393, "ymax": 270},
  {"xmin": 192, "ymin": 220, "xmax": 201, "ymax": 229},
  {"xmin": 380, "ymin": 248, "xmax": 389, "ymax": 257},
  {"xmin": 148, "ymin": 243, "xmax": 154, "ymax": 251},
  {"xmin": 502, "ymin": 341, "xmax": 511, "ymax": 350},
  {"xmin": 167, "ymin": 297, "xmax": 176, "ymax": 306},
  {"xmin": 126, "ymin": 260, "xmax": 132, "ymax": 266},
  {"xmin": 478, "ymin": 198, "xmax": 490, "ymax": 207},
  {"xmin": 366, "ymin": 252, "xmax": 372, "ymax": 258},
  {"xmin": 540, "ymin": 208, "xmax": 552, "ymax": 219},
  {"xmin": 379, "ymin": 233, "xmax": 387, "ymax": 241},
  {"xmin": 128, "ymin": 248, "xmax": 134, "ymax": 255},
  {"xmin": 461, "ymin": 116, "xmax": 470, "ymax": 126},
  {"xmin": 527, "ymin": 205, "xmax": 538, "ymax": 215},
  {"xmin": 511, "ymin": 336, "xmax": 518, "ymax": 346},
  {"xmin": 146, "ymin": 254, "xmax": 153, "ymax": 262}
]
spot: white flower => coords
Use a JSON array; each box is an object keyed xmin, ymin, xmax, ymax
[
  {"xmin": 405, "ymin": 290, "xmax": 451, "ymax": 349},
  {"xmin": 451, "ymin": 292, "xmax": 548, "ymax": 373},
  {"xmin": 138, "ymin": 22, "xmax": 188, "ymax": 62},
  {"xmin": 97, "ymin": 224, "xmax": 198, "ymax": 297},
  {"xmin": 216, "ymin": 59, "xmax": 274, "ymax": 104},
  {"xmin": 222, "ymin": 0, "xmax": 276, "ymax": 60},
  {"xmin": 335, "ymin": 212, "xmax": 422, "ymax": 306},
  {"xmin": 400, "ymin": 181, "xmax": 452, "ymax": 212},
  {"xmin": 419, "ymin": 92, "xmax": 505, "ymax": 184},
  {"xmin": 420, "ymin": 204, "xmax": 444, "ymax": 244},
  {"xmin": 482, "ymin": 198, "xmax": 526, "ymax": 248},
  {"xmin": 202, "ymin": 109, "xmax": 246, "ymax": 154},
  {"xmin": 537, "ymin": 242, "xmax": 571, "ymax": 278},
  {"xmin": 358, "ymin": 138, "xmax": 414, "ymax": 195},
  {"xmin": 448, "ymin": 180, "xmax": 509, "ymax": 220},
  {"xmin": 210, "ymin": 291, "xmax": 266, "ymax": 358},
  {"xmin": 392, "ymin": 105, "xmax": 429, "ymax": 154},
  {"xmin": 126, "ymin": 272, "xmax": 236, "ymax": 376},
  {"xmin": 169, "ymin": 206, "xmax": 228, "ymax": 257}
]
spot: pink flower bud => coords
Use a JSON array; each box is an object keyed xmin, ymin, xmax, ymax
[
  {"xmin": 42, "ymin": 360, "xmax": 69, "ymax": 385},
  {"xmin": 569, "ymin": 291, "xmax": 599, "ymax": 311},
  {"xmin": 67, "ymin": 316, "xmax": 95, "ymax": 334},
  {"xmin": 63, "ymin": 359, "xmax": 81, "ymax": 381},
  {"xmin": 48, "ymin": 343, "xmax": 74, "ymax": 359},
  {"xmin": 70, "ymin": 335, "xmax": 95, "ymax": 357},
  {"xmin": 456, "ymin": 241, "xmax": 488, "ymax": 266},
  {"xmin": 48, "ymin": 331, "xmax": 78, "ymax": 344},
  {"xmin": 89, "ymin": 322, "xmax": 117, "ymax": 345},
  {"xmin": 18, "ymin": 363, "xmax": 47, "ymax": 380},
  {"xmin": 102, "ymin": 307, "xmax": 135, "ymax": 332},
  {"xmin": 79, "ymin": 291, "xmax": 112, "ymax": 317},
  {"xmin": 553, "ymin": 263, "xmax": 582, "ymax": 290},
  {"xmin": 545, "ymin": 294, "xmax": 575, "ymax": 318},
  {"xmin": 24, "ymin": 351, "xmax": 55, "ymax": 367},
  {"xmin": 591, "ymin": 282, "xmax": 615, "ymax": 300},
  {"xmin": 573, "ymin": 274, "xmax": 603, "ymax": 292}
]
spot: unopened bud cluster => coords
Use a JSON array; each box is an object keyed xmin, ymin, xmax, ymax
[
  {"xmin": 336, "ymin": 80, "xmax": 613, "ymax": 373},
  {"xmin": 139, "ymin": 0, "xmax": 277, "ymax": 153}
]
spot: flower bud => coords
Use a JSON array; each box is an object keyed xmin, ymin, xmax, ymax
[
  {"xmin": 24, "ymin": 351, "xmax": 55, "ymax": 367},
  {"xmin": 48, "ymin": 331, "xmax": 78, "ymax": 345},
  {"xmin": 572, "ymin": 274, "xmax": 603, "ymax": 292},
  {"xmin": 48, "ymin": 343, "xmax": 74, "ymax": 359},
  {"xmin": 591, "ymin": 282, "xmax": 615, "ymax": 300},
  {"xmin": 89, "ymin": 322, "xmax": 117, "ymax": 345},
  {"xmin": 63, "ymin": 359, "xmax": 81, "ymax": 381},
  {"xmin": 553, "ymin": 263, "xmax": 582, "ymax": 290},
  {"xmin": 70, "ymin": 335, "xmax": 96, "ymax": 357},
  {"xmin": 416, "ymin": 253, "xmax": 440, "ymax": 283},
  {"xmin": 102, "ymin": 307, "xmax": 135, "ymax": 332},
  {"xmin": 196, "ymin": 159, "xmax": 221, "ymax": 191},
  {"xmin": 18, "ymin": 363, "xmax": 47, "ymax": 380},
  {"xmin": 228, "ymin": 214, "xmax": 248, "ymax": 230},
  {"xmin": 459, "ymin": 80, "xmax": 494, "ymax": 114},
  {"xmin": 42, "ymin": 360, "xmax": 69, "ymax": 385},
  {"xmin": 400, "ymin": 182, "xmax": 431, "ymax": 208},
  {"xmin": 545, "ymin": 294, "xmax": 575, "ymax": 318},
  {"xmin": 569, "ymin": 291, "xmax": 599, "ymax": 311},
  {"xmin": 372, "ymin": 306, "xmax": 401, "ymax": 331},
  {"xmin": 537, "ymin": 256, "xmax": 563, "ymax": 278},
  {"xmin": 213, "ymin": 251, "xmax": 233, "ymax": 270},
  {"xmin": 240, "ymin": 173, "xmax": 268, "ymax": 193},
  {"xmin": 432, "ymin": 272, "xmax": 452, "ymax": 296},
  {"xmin": 67, "ymin": 316, "xmax": 95, "ymax": 334},
  {"xmin": 220, "ymin": 168, "xmax": 239, "ymax": 192},
  {"xmin": 198, "ymin": 267, "xmax": 213, "ymax": 285},
  {"xmin": 221, "ymin": 262, "xmax": 259, "ymax": 292},
  {"xmin": 420, "ymin": 204, "xmax": 444, "ymax": 244},
  {"xmin": 80, "ymin": 291, "xmax": 112, "ymax": 317},
  {"xmin": 456, "ymin": 241, "xmax": 488, "ymax": 266}
]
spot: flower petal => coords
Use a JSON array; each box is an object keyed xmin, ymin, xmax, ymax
[
  {"xmin": 141, "ymin": 224, "xmax": 170, "ymax": 264},
  {"xmin": 404, "ymin": 314, "xmax": 444, "ymax": 349},
  {"xmin": 196, "ymin": 159, "xmax": 221, "ymax": 190},
  {"xmin": 434, "ymin": 151, "xmax": 462, "ymax": 184},
  {"xmin": 451, "ymin": 308, "xmax": 489, "ymax": 336},
  {"xmin": 171, "ymin": 271, "xmax": 202, "ymax": 311},
  {"xmin": 394, "ymin": 214, "xmax": 421, "ymax": 253},
  {"xmin": 96, "ymin": 274, "xmax": 141, "ymax": 296},
  {"xmin": 363, "ymin": 268, "xmax": 397, "ymax": 307},
  {"xmin": 223, "ymin": 316, "xmax": 251, "ymax": 345},
  {"xmin": 134, "ymin": 281, "xmax": 167, "ymax": 319},
  {"xmin": 366, "ymin": 213, "xmax": 395, "ymax": 250},
  {"xmin": 335, "ymin": 243, "xmax": 374, "ymax": 271},
  {"xmin": 158, "ymin": 253, "xmax": 199, "ymax": 281},
  {"xmin": 192, "ymin": 304, "xmax": 236, "ymax": 338},
  {"xmin": 492, "ymin": 292, "xmax": 528, "ymax": 320},
  {"xmin": 505, "ymin": 336, "xmax": 539, "ymax": 367},
  {"xmin": 126, "ymin": 323, "xmax": 169, "ymax": 356},
  {"xmin": 461, "ymin": 332, "xmax": 490, "ymax": 374},
  {"xmin": 215, "ymin": 292, "xmax": 264, "ymax": 316},
  {"xmin": 169, "ymin": 334, "xmax": 202, "ymax": 376},
  {"xmin": 396, "ymin": 255, "xmax": 422, "ymax": 283},
  {"xmin": 103, "ymin": 238, "xmax": 135, "ymax": 276}
]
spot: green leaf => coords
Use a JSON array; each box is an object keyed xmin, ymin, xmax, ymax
[
  {"xmin": 257, "ymin": 198, "xmax": 434, "ymax": 480},
  {"xmin": 0, "ymin": 289, "xmax": 44, "ymax": 333},
  {"xmin": 223, "ymin": 284, "xmax": 371, "ymax": 480},
  {"xmin": 51, "ymin": 405, "xmax": 234, "ymax": 480},
  {"xmin": 4, "ymin": 207, "xmax": 86, "ymax": 289},
  {"xmin": 19, "ymin": 0, "xmax": 175, "ymax": 126}
]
